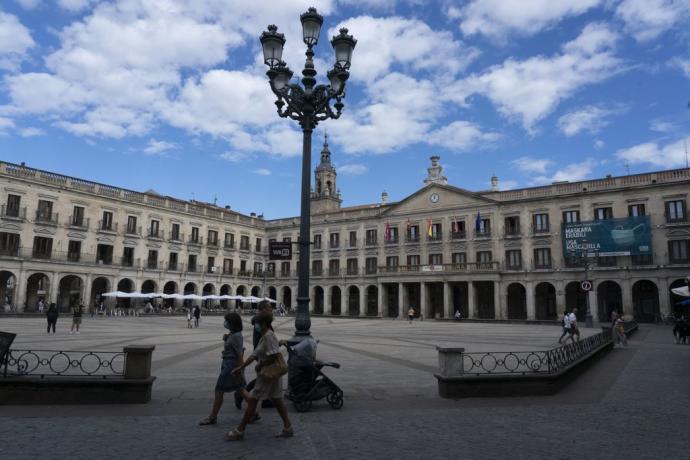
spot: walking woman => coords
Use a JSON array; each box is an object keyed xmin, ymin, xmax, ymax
[
  {"xmin": 46, "ymin": 302, "xmax": 58, "ymax": 334},
  {"xmin": 227, "ymin": 311, "xmax": 293, "ymax": 441},
  {"xmin": 200, "ymin": 312, "xmax": 251, "ymax": 426}
]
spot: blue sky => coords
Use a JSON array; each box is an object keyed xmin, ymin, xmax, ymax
[{"xmin": 0, "ymin": 0, "xmax": 689, "ymax": 218}]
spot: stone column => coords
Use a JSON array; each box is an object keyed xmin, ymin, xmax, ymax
[
  {"xmin": 398, "ymin": 282, "xmax": 405, "ymax": 319},
  {"xmin": 589, "ymin": 288, "xmax": 599, "ymax": 322},
  {"xmin": 493, "ymin": 281, "xmax": 501, "ymax": 319},
  {"xmin": 659, "ymin": 278, "xmax": 670, "ymax": 316},
  {"xmin": 621, "ymin": 278, "xmax": 633, "ymax": 318},
  {"xmin": 359, "ymin": 286, "xmax": 366, "ymax": 317},
  {"xmin": 420, "ymin": 282, "xmax": 428, "ymax": 319},
  {"xmin": 83, "ymin": 274, "xmax": 93, "ymax": 309},
  {"xmin": 555, "ymin": 280, "xmax": 566, "ymax": 317},
  {"xmin": 343, "ymin": 286, "xmax": 350, "ymax": 316},
  {"xmin": 325, "ymin": 287, "xmax": 332, "ymax": 315},
  {"xmin": 14, "ymin": 269, "xmax": 25, "ymax": 312},
  {"xmin": 468, "ymin": 281, "xmax": 476, "ymax": 319},
  {"xmin": 525, "ymin": 281, "xmax": 536, "ymax": 320},
  {"xmin": 377, "ymin": 284, "xmax": 384, "ymax": 317},
  {"xmin": 444, "ymin": 282, "xmax": 452, "ymax": 318},
  {"xmin": 49, "ymin": 272, "xmax": 59, "ymax": 304}
]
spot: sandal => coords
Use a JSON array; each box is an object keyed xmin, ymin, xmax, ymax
[
  {"xmin": 199, "ymin": 417, "xmax": 217, "ymax": 426},
  {"xmin": 248, "ymin": 413, "xmax": 261, "ymax": 424},
  {"xmin": 275, "ymin": 427, "xmax": 294, "ymax": 438},
  {"xmin": 226, "ymin": 429, "xmax": 244, "ymax": 441}
]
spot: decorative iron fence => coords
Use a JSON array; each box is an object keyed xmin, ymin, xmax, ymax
[
  {"xmin": 461, "ymin": 331, "xmax": 610, "ymax": 376},
  {"xmin": 2, "ymin": 349, "xmax": 125, "ymax": 378}
]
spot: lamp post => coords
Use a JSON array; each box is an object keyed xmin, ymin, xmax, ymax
[
  {"xmin": 260, "ymin": 9, "xmax": 356, "ymax": 344},
  {"xmin": 582, "ymin": 239, "xmax": 594, "ymax": 328}
]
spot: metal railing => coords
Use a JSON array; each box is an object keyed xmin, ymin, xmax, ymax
[
  {"xmin": 68, "ymin": 216, "xmax": 90, "ymax": 230},
  {"xmin": 35, "ymin": 211, "xmax": 59, "ymax": 225},
  {"xmin": 461, "ymin": 332, "xmax": 610, "ymax": 376},
  {"xmin": 1, "ymin": 205, "xmax": 26, "ymax": 220},
  {"xmin": 3, "ymin": 349, "xmax": 125, "ymax": 378},
  {"xmin": 378, "ymin": 262, "xmax": 499, "ymax": 274},
  {"xmin": 98, "ymin": 220, "xmax": 118, "ymax": 232},
  {"xmin": 450, "ymin": 231, "xmax": 466, "ymax": 240}
]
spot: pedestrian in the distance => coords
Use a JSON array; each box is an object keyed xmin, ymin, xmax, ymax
[
  {"xmin": 69, "ymin": 301, "xmax": 83, "ymax": 334},
  {"xmin": 193, "ymin": 305, "xmax": 201, "ymax": 328},
  {"xmin": 408, "ymin": 307, "xmax": 415, "ymax": 324},
  {"xmin": 46, "ymin": 302, "xmax": 58, "ymax": 334},
  {"xmin": 613, "ymin": 313, "xmax": 628, "ymax": 347},
  {"xmin": 200, "ymin": 312, "xmax": 251, "ymax": 426},
  {"xmin": 558, "ymin": 310, "xmax": 570, "ymax": 344},
  {"xmin": 187, "ymin": 308, "xmax": 193, "ymax": 328},
  {"xmin": 37, "ymin": 298, "xmax": 45, "ymax": 314},
  {"xmin": 227, "ymin": 311, "xmax": 293, "ymax": 441}
]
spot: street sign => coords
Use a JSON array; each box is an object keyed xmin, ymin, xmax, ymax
[
  {"xmin": 269, "ymin": 241, "xmax": 292, "ymax": 260},
  {"xmin": 580, "ymin": 280, "xmax": 592, "ymax": 291}
]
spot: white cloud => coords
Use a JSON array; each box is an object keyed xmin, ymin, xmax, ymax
[
  {"xmin": 253, "ymin": 168, "xmax": 271, "ymax": 176},
  {"xmin": 57, "ymin": 0, "xmax": 98, "ymax": 11},
  {"xmin": 0, "ymin": 116, "xmax": 15, "ymax": 134},
  {"xmin": 557, "ymin": 105, "xmax": 622, "ymax": 136},
  {"xmin": 511, "ymin": 156, "xmax": 553, "ymax": 174},
  {"xmin": 670, "ymin": 57, "xmax": 690, "ymax": 78},
  {"xmin": 427, "ymin": 121, "xmax": 501, "ymax": 151},
  {"xmin": 450, "ymin": 23, "xmax": 622, "ymax": 131},
  {"xmin": 457, "ymin": 0, "xmax": 602, "ymax": 39},
  {"xmin": 616, "ymin": 139, "xmax": 689, "ymax": 167},
  {"xmin": 19, "ymin": 126, "xmax": 45, "ymax": 137},
  {"xmin": 0, "ymin": 11, "xmax": 34, "ymax": 70},
  {"xmin": 218, "ymin": 151, "xmax": 250, "ymax": 163},
  {"xmin": 338, "ymin": 163, "xmax": 368, "ymax": 175},
  {"xmin": 16, "ymin": 0, "xmax": 41, "ymax": 9},
  {"xmin": 594, "ymin": 139, "xmax": 605, "ymax": 149},
  {"xmin": 649, "ymin": 119, "xmax": 676, "ymax": 133},
  {"xmin": 616, "ymin": 0, "xmax": 690, "ymax": 42},
  {"xmin": 143, "ymin": 139, "xmax": 176, "ymax": 155},
  {"xmin": 534, "ymin": 158, "xmax": 598, "ymax": 184}
]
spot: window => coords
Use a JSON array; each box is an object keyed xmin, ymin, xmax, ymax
[
  {"xmin": 224, "ymin": 232, "xmax": 234, "ymax": 248},
  {"xmin": 533, "ymin": 213, "xmax": 550, "ymax": 233},
  {"xmin": 365, "ymin": 257, "xmax": 377, "ymax": 274},
  {"xmin": 191, "ymin": 227, "xmax": 200, "ymax": 243},
  {"xmin": 631, "ymin": 254, "xmax": 652, "ymax": 265},
  {"xmin": 240, "ymin": 235, "xmax": 250, "ymax": 250},
  {"xmin": 72, "ymin": 206, "xmax": 85, "ymax": 227},
  {"xmin": 122, "ymin": 247, "xmax": 134, "ymax": 267},
  {"xmin": 407, "ymin": 255, "xmax": 421, "ymax": 266},
  {"xmin": 329, "ymin": 259, "xmax": 340, "ymax": 276},
  {"xmin": 476, "ymin": 219, "xmax": 491, "ymax": 236},
  {"xmin": 223, "ymin": 258, "xmax": 233, "ymax": 275},
  {"xmin": 0, "ymin": 232, "xmax": 20, "ymax": 256},
  {"xmin": 267, "ymin": 262, "xmax": 275, "ymax": 274},
  {"xmin": 476, "ymin": 251, "xmax": 492, "ymax": 264},
  {"xmin": 451, "ymin": 252, "xmax": 466, "ymax": 266},
  {"xmin": 534, "ymin": 248, "xmax": 551, "ymax": 269},
  {"xmin": 67, "ymin": 241, "xmax": 81, "ymax": 262},
  {"xmin": 280, "ymin": 262, "xmax": 290, "ymax": 276},
  {"xmin": 407, "ymin": 225, "xmax": 419, "ymax": 242},
  {"xmin": 428, "ymin": 253, "xmax": 443, "ymax": 265},
  {"xmin": 347, "ymin": 258, "xmax": 358, "ymax": 275},
  {"xmin": 349, "ymin": 231, "xmax": 357, "ymax": 248},
  {"xmin": 329, "ymin": 232, "xmax": 340, "ymax": 248},
  {"xmin": 451, "ymin": 220, "xmax": 466, "ymax": 238},
  {"xmin": 428, "ymin": 223, "xmax": 442, "ymax": 241},
  {"xmin": 312, "ymin": 260, "xmax": 323, "ymax": 276},
  {"xmin": 207, "ymin": 257, "xmax": 215, "ymax": 273},
  {"xmin": 282, "ymin": 236, "xmax": 292, "ymax": 243},
  {"xmin": 101, "ymin": 211, "xmax": 113, "ymax": 230},
  {"xmin": 504, "ymin": 216, "xmax": 520, "ymax": 236},
  {"xmin": 150, "ymin": 220, "xmax": 160, "ymax": 237},
  {"xmin": 628, "ymin": 204, "xmax": 646, "ymax": 217},
  {"xmin": 32, "ymin": 236, "xmax": 52, "ymax": 259},
  {"xmin": 37, "ymin": 200, "xmax": 53, "ymax": 221},
  {"xmin": 171, "ymin": 223, "xmax": 181, "ymax": 241},
  {"xmin": 594, "ymin": 207, "xmax": 613, "ymax": 220},
  {"xmin": 126, "ymin": 216, "xmax": 137, "ymax": 234},
  {"xmin": 169, "ymin": 252, "xmax": 178, "ymax": 271},
  {"xmin": 148, "ymin": 250, "xmax": 158, "ymax": 269},
  {"xmin": 366, "ymin": 229, "xmax": 377, "ymax": 245},
  {"xmin": 239, "ymin": 260, "xmax": 247, "ymax": 274},
  {"xmin": 386, "ymin": 256, "xmax": 399, "ymax": 267},
  {"xmin": 388, "ymin": 226, "xmax": 399, "ymax": 243},
  {"xmin": 188, "ymin": 254, "xmax": 197, "ymax": 272},
  {"xmin": 562, "ymin": 210, "xmax": 580, "ymax": 224},
  {"xmin": 668, "ymin": 240, "xmax": 689, "ymax": 263},
  {"xmin": 5, "ymin": 194, "xmax": 21, "ymax": 217},
  {"xmin": 255, "ymin": 237, "xmax": 262, "ymax": 252},
  {"xmin": 666, "ymin": 200, "xmax": 687, "ymax": 223},
  {"xmin": 96, "ymin": 244, "xmax": 113, "ymax": 265},
  {"xmin": 313, "ymin": 234, "xmax": 322, "ymax": 249},
  {"xmin": 505, "ymin": 250, "xmax": 522, "ymax": 269},
  {"xmin": 208, "ymin": 230, "xmax": 218, "ymax": 246}
]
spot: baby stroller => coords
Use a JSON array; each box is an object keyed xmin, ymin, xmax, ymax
[{"xmin": 284, "ymin": 338, "xmax": 344, "ymax": 412}]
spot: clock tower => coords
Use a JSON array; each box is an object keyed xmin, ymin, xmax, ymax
[{"xmin": 311, "ymin": 133, "xmax": 342, "ymax": 214}]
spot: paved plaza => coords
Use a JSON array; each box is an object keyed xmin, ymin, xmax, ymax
[{"xmin": 0, "ymin": 316, "xmax": 688, "ymax": 459}]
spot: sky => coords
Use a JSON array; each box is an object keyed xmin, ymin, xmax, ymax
[{"xmin": 0, "ymin": 0, "xmax": 689, "ymax": 218}]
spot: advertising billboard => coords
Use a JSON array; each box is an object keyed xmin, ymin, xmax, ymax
[{"xmin": 562, "ymin": 216, "xmax": 652, "ymax": 258}]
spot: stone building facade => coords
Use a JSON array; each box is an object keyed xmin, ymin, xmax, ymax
[{"xmin": 1, "ymin": 144, "xmax": 689, "ymax": 321}]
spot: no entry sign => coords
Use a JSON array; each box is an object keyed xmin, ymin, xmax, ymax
[{"xmin": 580, "ymin": 280, "xmax": 592, "ymax": 291}]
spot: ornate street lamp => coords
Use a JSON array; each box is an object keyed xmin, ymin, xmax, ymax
[{"xmin": 260, "ymin": 9, "xmax": 356, "ymax": 344}]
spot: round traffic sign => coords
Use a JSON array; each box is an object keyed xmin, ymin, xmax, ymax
[{"xmin": 580, "ymin": 280, "xmax": 592, "ymax": 291}]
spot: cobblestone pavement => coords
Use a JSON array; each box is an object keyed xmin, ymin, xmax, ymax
[{"xmin": 0, "ymin": 317, "xmax": 687, "ymax": 459}]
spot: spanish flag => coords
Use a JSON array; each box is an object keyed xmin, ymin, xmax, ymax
[
  {"xmin": 384, "ymin": 222, "xmax": 391, "ymax": 242},
  {"xmin": 427, "ymin": 219, "xmax": 433, "ymax": 237}
]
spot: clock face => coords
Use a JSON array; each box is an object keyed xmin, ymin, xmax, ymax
[{"xmin": 430, "ymin": 193, "xmax": 440, "ymax": 203}]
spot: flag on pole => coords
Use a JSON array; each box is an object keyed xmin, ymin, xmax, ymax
[
  {"xmin": 385, "ymin": 222, "xmax": 391, "ymax": 242},
  {"xmin": 475, "ymin": 210, "xmax": 481, "ymax": 231},
  {"xmin": 427, "ymin": 219, "xmax": 433, "ymax": 237},
  {"xmin": 452, "ymin": 219, "xmax": 457, "ymax": 234}
]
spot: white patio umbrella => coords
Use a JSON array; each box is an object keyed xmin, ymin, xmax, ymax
[
  {"xmin": 101, "ymin": 291, "xmax": 127, "ymax": 297},
  {"xmin": 262, "ymin": 297, "xmax": 277, "ymax": 304},
  {"xmin": 245, "ymin": 296, "xmax": 264, "ymax": 303},
  {"xmin": 160, "ymin": 293, "xmax": 185, "ymax": 300},
  {"xmin": 201, "ymin": 295, "xmax": 223, "ymax": 300},
  {"xmin": 128, "ymin": 291, "xmax": 159, "ymax": 298},
  {"xmin": 220, "ymin": 295, "xmax": 244, "ymax": 300},
  {"xmin": 672, "ymin": 286, "xmax": 690, "ymax": 298},
  {"xmin": 182, "ymin": 294, "xmax": 204, "ymax": 300}
]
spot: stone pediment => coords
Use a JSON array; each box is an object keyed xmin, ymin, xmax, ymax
[{"xmin": 382, "ymin": 184, "xmax": 496, "ymax": 216}]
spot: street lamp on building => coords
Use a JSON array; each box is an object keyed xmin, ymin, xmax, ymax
[{"xmin": 260, "ymin": 9, "xmax": 356, "ymax": 343}]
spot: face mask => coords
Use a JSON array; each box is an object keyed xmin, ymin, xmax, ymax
[
  {"xmin": 224, "ymin": 321, "xmax": 230, "ymax": 330},
  {"xmin": 254, "ymin": 324, "xmax": 262, "ymax": 333}
]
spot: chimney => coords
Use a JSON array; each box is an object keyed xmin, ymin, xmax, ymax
[
  {"xmin": 381, "ymin": 191, "xmax": 388, "ymax": 204},
  {"xmin": 491, "ymin": 174, "xmax": 499, "ymax": 191}
]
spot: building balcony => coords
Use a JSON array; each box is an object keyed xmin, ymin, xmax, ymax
[
  {"xmin": 312, "ymin": 268, "xmax": 324, "ymax": 277},
  {"xmin": 125, "ymin": 226, "xmax": 142, "ymax": 237},
  {"xmin": 237, "ymin": 270, "xmax": 252, "ymax": 278},
  {"xmin": 67, "ymin": 216, "xmax": 90, "ymax": 231},
  {"xmin": 427, "ymin": 232, "xmax": 443, "ymax": 242},
  {"xmin": 168, "ymin": 232, "xmax": 184, "ymax": 243},
  {"xmin": 474, "ymin": 229, "xmax": 491, "ymax": 238},
  {"xmin": 207, "ymin": 240, "xmax": 219, "ymax": 248},
  {"xmin": 378, "ymin": 262, "xmax": 500, "ymax": 275},
  {"xmin": 532, "ymin": 226, "xmax": 550, "ymax": 235},
  {"xmin": 0, "ymin": 247, "xmax": 20, "ymax": 257},
  {"xmin": 188, "ymin": 236, "xmax": 203, "ymax": 246},
  {"xmin": 222, "ymin": 267, "xmax": 235, "ymax": 276},
  {"xmin": 239, "ymin": 244, "xmax": 250, "ymax": 251},
  {"xmin": 532, "ymin": 261, "xmax": 553, "ymax": 270},
  {"xmin": 35, "ymin": 211, "xmax": 59, "ymax": 226},
  {"xmin": 223, "ymin": 242, "xmax": 235, "ymax": 250},
  {"xmin": 504, "ymin": 229, "xmax": 521, "ymax": 238},
  {"xmin": 147, "ymin": 229, "xmax": 164, "ymax": 240},
  {"xmin": 329, "ymin": 241, "xmax": 340, "ymax": 249},
  {"xmin": 365, "ymin": 266, "xmax": 377, "ymax": 275},
  {"xmin": 450, "ymin": 231, "xmax": 466, "ymax": 240},
  {"xmin": 1, "ymin": 205, "xmax": 26, "ymax": 220},
  {"xmin": 365, "ymin": 238, "xmax": 378, "ymax": 247},
  {"xmin": 666, "ymin": 216, "xmax": 689, "ymax": 225},
  {"xmin": 98, "ymin": 220, "xmax": 118, "ymax": 233},
  {"xmin": 346, "ymin": 267, "xmax": 359, "ymax": 276},
  {"xmin": 405, "ymin": 235, "xmax": 420, "ymax": 244},
  {"xmin": 347, "ymin": 239, "xmax": 358, "ymax": 249}
]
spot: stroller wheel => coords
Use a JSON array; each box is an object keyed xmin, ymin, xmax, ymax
[
  {"xmin": 327, "ymin": 391, "xmax": 344, "ymax": 410},
  {"xmin": 294, "ymin": 398, "xmax": 312, "ymax": 413}
]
